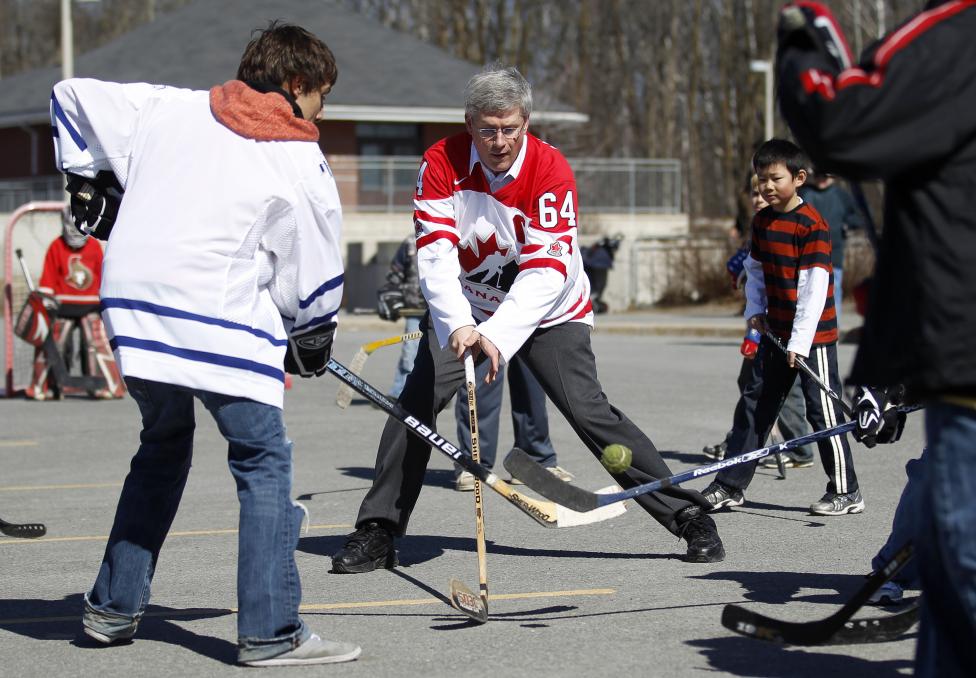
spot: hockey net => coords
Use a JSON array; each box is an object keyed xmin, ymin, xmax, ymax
[{"xmin": 3, "ymin": 202, "xmax": 66, "ymax": 396}]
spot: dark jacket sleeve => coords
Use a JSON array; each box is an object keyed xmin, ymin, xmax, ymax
[{"xmin": 777, "ymin": 4, "xmax": 976, "ymax": 180}]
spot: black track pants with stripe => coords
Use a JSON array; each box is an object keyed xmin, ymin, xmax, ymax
[{"xmin": 716, "ymin": 338, "xmax": 858, "ymax": 495}]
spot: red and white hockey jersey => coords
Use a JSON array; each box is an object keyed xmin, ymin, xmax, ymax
[
  {"xmin": 414, "ymin": 133, "xmax": 592, "ymax": 361},
  {"xmin": 38, "ymin": 236, "xmax": 103, "ymax": 308}
]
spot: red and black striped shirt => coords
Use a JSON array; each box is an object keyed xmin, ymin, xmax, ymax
[{"xmin": 751, "ymin": 202, "xmax": 838, "ymax": 345}]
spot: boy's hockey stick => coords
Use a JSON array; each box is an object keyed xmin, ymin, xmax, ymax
[
  {"xmin": 503, "ymin": 405, "xmax": 923, "ymax": 513},
  {"xmin": 448, "ymin": 353, "xmax": 490, "ymax": 624},
  {"xmin": 325, "ymin": 358, "xmax": 624, "ymax": 529},
  {"xmin": 764, "ymin": 333, "xmax": 854, "ymax": 417},
  {"xmin": 335, "ymin": 330, "xmax": 424, "ymax": 408},
  {"xmin": 0, "ymin": 517, "xmax": 47, "ymax": 539},
  {"xmin": 721, "ymin": 541, "xmax": 916, "ymax": 645}
]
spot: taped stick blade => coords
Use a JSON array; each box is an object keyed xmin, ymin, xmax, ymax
[
  {"xmin": 554, "ymin": 486, "xmax": 626, "ymax": 527},
  {"xmin": 335, "ymin": 348, "xmax": 369, "ymax": 409},
  {"xmin": 449, "ymin": 578, "xmax": 488, "ymax": 624}
]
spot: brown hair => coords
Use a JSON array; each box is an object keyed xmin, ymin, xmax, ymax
[{"xmin": 237, "ymin": 20, "xmax": 337, "ymax": 92}]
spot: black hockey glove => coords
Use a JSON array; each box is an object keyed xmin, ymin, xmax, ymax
[
  {"xmin": 284, "ymin": 321, "xmax": 337, "ymax": 378},
  {"xmin": 376, "ymin": 287, "xmax": 405, "ymax": 322},
  {"xmin": 777, "ymin": 2, "xmax": 853, "ymax": 71},
  {"xmin": 65, "ymin": 171, "xmax": 124, "ymax": 240},
  {"xmin": 853, "ymin": 386, "xmax": 907, "ymax": 448}
]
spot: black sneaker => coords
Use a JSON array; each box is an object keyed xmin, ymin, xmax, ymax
[
  {"xmin": 676, "ymin": 506, "xmax": 725, "ymax": 563},
  {"xmin": 331, "ymin": 521, "xmax": 398, "ymax": 574},
  {"xmin": 701, "ymin": 481, "xmax": 745, "ymax": 510},
  {"xmin": 702, "ymin": 441, "xmax": 727, "ymax": 460}
]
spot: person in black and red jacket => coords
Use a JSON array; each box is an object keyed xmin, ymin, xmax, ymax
[{"xmin": 776, "ymin": 2, "xmax": 976, "ymax": 675}]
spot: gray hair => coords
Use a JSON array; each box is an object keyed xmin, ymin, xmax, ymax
[{"xmin": 464, "ymin": 62, "xmax": 533, "ymax": 119}]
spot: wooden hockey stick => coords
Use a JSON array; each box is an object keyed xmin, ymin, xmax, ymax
[
  {"xmin": 335, "ymin": 330, "xmax": 424, "ymax": 408},
  {"xmin": 448, "ymin": 353, "xmax": 490, "ymax": 623}
]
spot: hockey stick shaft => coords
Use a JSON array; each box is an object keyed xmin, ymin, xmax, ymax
[
  {"xmin": 464, "ymin": 353, "xmax": 490, "ymax": 612},
  {"xmin": 15, "ymin": 249, "xmax": 35, "ymax": 292},
  {"xmin": 721, "ymin": 541, "xmax": 914, "ymax": 645},
  {"xmin": 764, "ymin": 332, "xmax": 854, "ymax": 418},
  {"xmin": 327, "ymin": 358, "xmax": 581, "ymax": 528},
  {"xmin": 504, "ymin": 405, "xmax": 923, "ymax": 513},
  {"xmin": 363, "ymin": 330, "xmax": 424, "ymax": 356}
]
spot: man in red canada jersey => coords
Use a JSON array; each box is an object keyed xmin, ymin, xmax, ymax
[
  {"xmin": 332, "ymin": 63, "xmax": 724, "ymax": 573},
  {"xmin": 26, "ymin": 208, "xmax": 123, "ymax": 399}
]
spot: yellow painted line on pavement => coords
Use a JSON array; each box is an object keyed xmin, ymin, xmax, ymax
[
  {"xmin": 299, "ymin": 588, "xmax": 616, "ymax": 611},
  {"xmin": 0, "ymin": 523, "xmax": 352, "ymax": 546},
  {"xmin": 0, "ymin": 589, "xmax": 615, "ymax": 625},
  {"xmin": 0, "ymin": 440, "xmax": 38, "ymax": 448},
  {"xmin": 0, "ymin": 482, "xmax": 122, "ymax": 492}
]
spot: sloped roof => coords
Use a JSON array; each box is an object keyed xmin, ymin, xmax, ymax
[{"xmin": 0, "ymin": 0, "xmax": 584, "ymax": 127}]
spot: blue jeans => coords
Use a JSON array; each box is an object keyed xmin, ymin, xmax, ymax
[
  {"xmin": 833, "ymin": 267, "xmax": 843, "ymax": 329},
  {"xmin": 390, "ymin": 315, "xmax": 422, "ymax": 398},
  {"xmin": 84, "ymin": 377, "xmax": 308, "ymax": 663},
  {"xmin": 915, "ymin": 401, "xmax": 976, "ymax": 677},
  {"xmin": 871, "ymin": 451, "xmax": 925, "ymax": 587}
]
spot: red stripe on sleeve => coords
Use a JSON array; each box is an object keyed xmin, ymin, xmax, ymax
[
  {"xmin": 519, "ymin": 258, "xmax": 568, "ymax": 278},
  {"xmin": 417, "ymin": 230, "xmax": 460, "ymax": 249},
  {"xmin": 414, "ymin": 209, "xmax": 455, "ymax": 227}
]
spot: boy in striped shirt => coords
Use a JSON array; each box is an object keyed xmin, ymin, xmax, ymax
[{"xmin": 701, "ymin": 139, "xmax": 862, "ymax": 516}]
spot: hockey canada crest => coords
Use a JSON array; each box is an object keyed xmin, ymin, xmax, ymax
[{"xmin": 458, "ymin": 231, "xmax": 518, "ymax": 290}]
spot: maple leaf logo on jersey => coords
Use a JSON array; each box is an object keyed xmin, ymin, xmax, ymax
[
  {"xmin": 547, "ymin": 242, "xmax": 564, "ymax": 257},
  {"xmin": 458, "ymin": 231, "xmax": 518, "ymax": 290}
]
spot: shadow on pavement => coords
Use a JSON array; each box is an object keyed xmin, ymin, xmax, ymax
[
  {"xmin": 299, "ymin": 533, "xmax": 680, "ymax": 566},
  {"xmin": 0, "ymin": 594, "xmax": 235, "ymax": 664},
  {"xmin": 687, "ymin": 570, "xmax": 869, "ymax": 606},
  {"xmin": 687, "ymin": 635, "xmax": 911, "ymax": 677}
]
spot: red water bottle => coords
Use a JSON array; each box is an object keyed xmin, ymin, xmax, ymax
[{"xmin": 740, "ymin": 328, "xmax": 761, "ymax": 358}]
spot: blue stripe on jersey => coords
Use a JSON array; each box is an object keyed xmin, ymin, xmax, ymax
[
  {"xmin": 101, "ymin": 297, "xmax": 288, "ymax": 346},
  {"xmin": 50, "ymin": 93, "xmax": 88, "ymax": 151},
  {"xmin": 110, "ymin": 336, "xmax": 285, "ymax": 382},
  {"xmin": 291, "ymin": 309, "xmax": 339, "ymax": 333},
  {"xmin": 298, "ymin": 273, "xmax": 344, "ymax": 309}
]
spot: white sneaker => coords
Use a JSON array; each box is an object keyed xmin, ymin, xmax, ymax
[
  {"xmin": 455, "ymin": 471, "xmax": 475, "ymax": 492},
  {"xmin": 242, "ymin": 634, "xmax": 361, "ymax": 666},
  {"xmin": 868, "ymin": 580, "xmax": 904, "ymax": 606}
]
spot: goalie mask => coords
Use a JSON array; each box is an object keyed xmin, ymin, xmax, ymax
[{"xmin": 61, "ymin": 205, "xmax": 89, "ymax": 249}]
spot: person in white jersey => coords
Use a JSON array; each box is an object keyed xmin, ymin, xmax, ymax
[
  {"xmin": 331, "ymin": 63, "xmax": 725, "ymax": 574},
  {"xmin": 51, "ymin": 22, "xmax": 359, "ymax": 667}
]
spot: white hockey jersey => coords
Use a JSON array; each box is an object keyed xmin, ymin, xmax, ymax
[
  {"xmin": 414, "ymin": 133, "xmax": 592, "ymax": 361},
  {"xmin": 51, "ymin": 78, "xmax": 344, "ymax": 408}
]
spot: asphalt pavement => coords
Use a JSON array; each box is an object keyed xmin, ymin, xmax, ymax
[{"xmin": 0, "ymin": 304, "xmax": 921, "ymax": 677}]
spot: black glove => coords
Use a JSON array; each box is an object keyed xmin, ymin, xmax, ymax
[
  {"xmin": 284, "ymin": 321, "xmax": 336, "ymax": 377},
  {"xmin": 376, "ymin": 287, "xmax": 405, "ymax": 322},
  {"xmin": 853, "ymin": 386, "xmax": 907, "ymax": 448},
  {"xmin": 777, "ymin": 2, "xmax": 852, "ymax": 70},
  {"xmin": 65, "ymin": 171, "xmax": 124, "ymax": 240}
]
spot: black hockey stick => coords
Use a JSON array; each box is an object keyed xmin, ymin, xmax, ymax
[
  {"xmin": 721, "ymin": 541, "xmax": 915, "ymax": 645},
  {"xmin": 764, "ymin": 332, "xmax": 854, "ymax": 418},
  {"xmin": 503, "ymin": 405, "xmax": 922, "ymax": 513},
  {"xmin": 0, "ymin": 517, "xmax": 47, "ymax": 539},
  {"xmin": 324, "ymin": 359, "xmax": 624, "ymax": 529}
]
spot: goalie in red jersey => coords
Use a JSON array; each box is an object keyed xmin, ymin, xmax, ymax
[{"xmin": 25, "ymin": 207, "xmax": 123, "ymax": 400}]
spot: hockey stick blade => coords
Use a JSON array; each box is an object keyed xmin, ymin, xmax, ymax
[
  {"xmin": 449, "ymin": 578, "xmax": 488, "ymax": 624},
  {"xmin": 335, "ymin": 331, "xmax": 425, "ymax": 409},
  {"xmin": 325, "ymin": 359, "xmax": 620, "ymax": 529},
  {"xmin": 824, "ymin": 602, "xmax": 919, "ymax": 645},
  {"xmin": 721, "ymin": 542, "xmax": 914, "ymax": 645},
  {"xmin": 504, "ymin": 405, "xmax": 922, "ymax": 513},
  {"xmin": 0, "ymin": 518, "xmax": 47, "ymax": 539}
]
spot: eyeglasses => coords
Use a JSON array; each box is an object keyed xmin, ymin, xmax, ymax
[{"xmin": 475, "ymin": 124, "xmax": 523, "ymax": 141}]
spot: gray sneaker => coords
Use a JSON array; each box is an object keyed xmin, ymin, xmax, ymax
[
  {"xmin": 82, "ymin": 598, "xmax": 140, "ymax": 645},
  {"xmin": 455, "ymin": 471, "xmax": 475, "ymax": 492},
  {"xmin": 241, "ymin": 633, "xmax": 361, "ymax": 667},
  {"xmin": 868, "ymin": 580, "xmax": 904, "ymax": 606},
  {"xmin": 809, "ymin": 489, "xmax": 865, "ymax": 516},
  {"xmin": 701, "ymin": 481, "xmax": 745, "ymax": 510}
]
